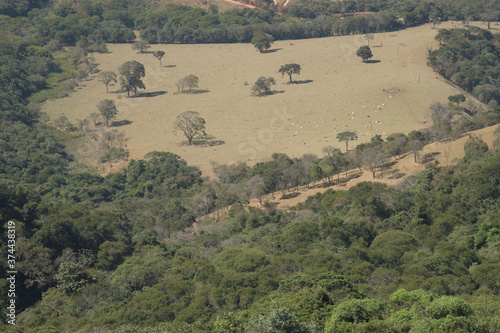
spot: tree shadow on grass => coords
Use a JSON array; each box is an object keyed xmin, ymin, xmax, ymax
[
  {"xmin": 262, "ymin": 48, "xmax": 282, "ymax": 54},
  {"xmin": 111, "ymin": 119, "xmax": 132, "ymax": 127},
  {"xmin": 182, "ymin": 89, "xmax": 210, "ymax": 94},
  {"xmin": 365, "ymin": 59, "xmax": 381, "ymax": 64},
  {"xmin": 255, "ymin": 90, "xmax": 285, "ymax": 97},
  {"xmin": 280, "ymin": 192, "xmax": 300, "ymax": 200},
  {"xmin": 291, "ymin": 80, "xmax": 313, "ymax": 85},
  {"xmin": 136, "ymin": 91, "xmax": 167, "ymax": 98},
  {"xmin": 191, "ymin": 139, "xmax": 225, "ymax": 147},
  {"xmin": 421, "ymin": 152, "xmax": 441, "ymax": 164}
]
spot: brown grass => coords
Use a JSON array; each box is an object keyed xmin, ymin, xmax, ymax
[{"xmin": 42, "ymin": 22, "xmax": 490, "ymax": 178}]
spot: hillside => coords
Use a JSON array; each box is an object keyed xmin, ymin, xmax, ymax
[
  {"xmin": 42, "ymin": 21, "xmax": 482, "ymax": 177},
  {"xmin": 247, "ymin": 124, "xmax": 500, "ymax": 210}
]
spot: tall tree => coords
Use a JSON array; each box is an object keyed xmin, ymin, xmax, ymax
[
  {"xmin": 173, "ymin": 111, "xmax": 206, "ymax": 145},
  {"xmin": 153, "ymin": 50, "xmax": 165, "ymax": 67},
  {"xmin": 337, "ymin": 131, "xmax": 358, "ymax": 151},
  {"xmin": 118, "ymin": 61, "xmax": 145, "ymax": 96},
  {"xmin": 364, "ymin": 34, "xmax": 374, "ymax": 46},
  {"xmin": 98, "ymin": 71, "xmax": 117, "ymax": 93},
  {"xmin": 97, "ymin": 99, "xmax": 118, "ymax": 126},
  {"xmin": 356, "ymin": 45, "xmax": 373, "ymax": 62},
  {"xmin": 279, "ymin": 64, "xmax": 301, "ymax": 83}
]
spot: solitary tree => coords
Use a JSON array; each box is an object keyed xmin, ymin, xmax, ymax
[
  {"xmin": 97, "ymin": 99, "xmax": 118, "ymax": 126},
  {"xmin": 337, "ymin": 131, "xmax": 358, "ymax": 151},
  {"xmin": 251, "ymin": 32, "xmax": 273, "ymax": 53},
  {"xmin": 98, "ymin": 71, "xmax": 117, "ymax": 93},
  {"xmin": 118, "ymin": 61, "xmax": 145, "ymax": 96},
  {"xmin": 356, "ymin": 45, "xmax": 373, "ymax": 62},
  {"xmin": 175, "ymin": 75, "xmax": 199, "ymax": 93},
  {"xmin": 173, "ymin": 111, "xmax": 206, "ymax": 145},
  {"xmin": 251, "ymin": 77, "xmax": 276, "ymax": 96},
  {"xmin": 132, "ymin": 40, "xmax": 150, "ymax": 53},
  {"xmin": 279, "ymin": 64, "xmax": 301, "ymax": 83},
  {"xmin": 364, "ymin": 34, "xmax": 374, "ymax": 46},
  {"xmin": 153, "ymin": 50, "xmax": 165, "ymax": 66},
  {"xmin": 430, "ymin": 102, "xmax": 454, "ymax": 142},
  {"xmin": 184, "ymin": 75, "xmax": 199, "ymax": 92}
]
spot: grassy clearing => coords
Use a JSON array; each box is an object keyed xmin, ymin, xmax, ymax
[{"xmin": 41, "ymin": 22, "xmax": 490, "ymax": 177}]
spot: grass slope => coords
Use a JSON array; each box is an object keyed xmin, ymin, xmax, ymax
[{"xmin": 42, "ymin": 22, "xmax": 488, "ymax": 177}]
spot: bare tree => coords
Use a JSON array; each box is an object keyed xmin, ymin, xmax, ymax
[
  {"xmin": 246, "ymin": 175, "xmax": 266, "ymax": 206},
  {"xmin": 132, "ymin": 41, "xmax": 150, "ymax": 53},
  {"xmin": 364, "ymin": 34, "xmax": 374, "ymax": 46},
  {"xmin": 173, "ymin": 111, "xmax": 206, "ymax": 145},
  {"xmin": 176, "ymin": 75, "xmax": 199, "ymax": 93},
  {"xmin": 430, "ymin": 102, "xmax": 454, "ymax": 142},
  {"xmin": 362, "ymin": 146, "xmax": 387, "ymax": 178},
  {"xmin": 98, "ymin": 71, "xmax": 117, "ymax": 93}
]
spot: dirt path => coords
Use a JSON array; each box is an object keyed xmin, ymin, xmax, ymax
[
  {"xmin": 220, "ymin": 0, "xmax": 257, "ymax": 9},
  {"xmin": 257, "ymin": 124, "xmax": 499, "ymax": 210},
  {"xmin": 199, "ymin": 124, "xmax": 498, "ymax": 221}
]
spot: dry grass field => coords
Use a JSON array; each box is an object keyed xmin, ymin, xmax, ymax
[{"xmin": 42, "ymin": 22, "xmax": 489, "ymax": 177}]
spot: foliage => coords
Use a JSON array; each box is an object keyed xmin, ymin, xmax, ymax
[
  {"xmin": 251, "ymin": 77, "xmax": 275, "ymax": 96},
  {"xmin": 97, "ymin": 99, "xmax": 119, "ymax": 126},
  {"xmin": 251, "ymin": 32, "xmax": 273, "ymax": 53},
  {"xmin": 279, "ymin": 64, "xmax": 302, "ymax": 83},
  {"xmin": 152, "ymin": 50, "xmax": 165, "ymax": 66},
  {"xmin": 132, "ymin": 40, "xmax": 150, "ymax": 53},
  {"xmin": 118, "ymin": 61, "xmax": 146, "ymax": 96},
  {"xmin": 336, "ymin": 131, "xmax": 358, "ymax": 151},
  {"xmin": 428, "ymin": 27, "xmax": 500, "ymax": 105},
  {"xmin": 98, "ymin": 71, "xmax": 117, "ymax": 93},
  {"xmin": 173, "ymin": 111, "xmax": 206, "ymax": 145},
  {"xmin": 356, "ymin": 45, "xmax": 373, "ymax": 62}
]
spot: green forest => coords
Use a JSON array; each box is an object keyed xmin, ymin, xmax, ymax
[{"xmin": 1, "ymin": 0, "xmax": 500, "ymax": 332}]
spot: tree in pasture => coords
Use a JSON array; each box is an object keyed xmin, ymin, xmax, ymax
[
  {"xmin": 175, "ymin": 75, "xmax": 199, "ymax": 93},
  {"xmin": 184, "ymin": 75, "xmax": 199, "ymax": 92},
  {"xmin": 118, "ymin": 61, "xmax": 145, "ymax": 96},
  {"xmin": 356, "ymin": 45, "xmax": 373, "ymax": 62},
  {"xmin": 251, "ymin": 77, "xmax": 275, "ymax": 96},
  {"xmin": 279, "ymin": 63, "xmax": 301, "ymax": 83},
  {"xmin": 173, "ymin": 111, "xmax": 206, "ymax": 145},
  {"xmin": 97, "ymin": 99, "xmax": 118, "ymax": 126},
  {"xmin": 98, "ymin": 71, "xmax": 117, "ymax": 93},
  {"xmin": 337, "ymin": 131, "xmax": 358, "ymax": 151},
  {"xmin": 132, "ymin": 40, "xmax": 150, "ymax": 53},
  {"xmin": 364, "ymin": 34, "xmax": 374, "ymax": 46},
  {"xmin": 153, "ymin": 50, "xmax": 165, "ymax": 66},
  {"xmin": 251, "ymin": 31, "xmax": 273, "ymax": 53}
]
